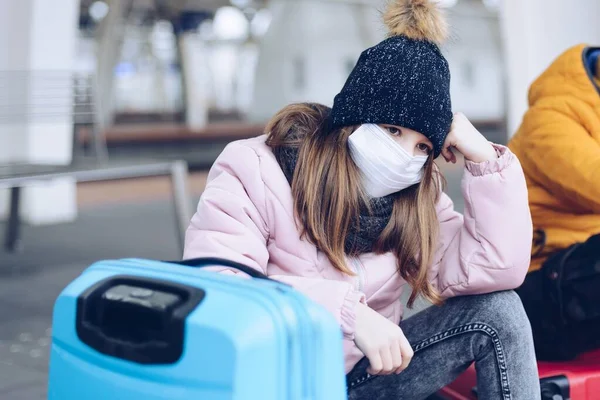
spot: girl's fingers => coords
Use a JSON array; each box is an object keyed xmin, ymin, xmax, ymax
[{"xmin": 441, "ymin": 146, "xmax": 455, "ymax": 163}]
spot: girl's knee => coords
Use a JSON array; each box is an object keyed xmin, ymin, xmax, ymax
[{"xmin": 473, "ymin": 291, "xmax": 533, "ymax": 342}]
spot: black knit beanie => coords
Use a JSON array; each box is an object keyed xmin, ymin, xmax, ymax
[{"xmin": 330, "ymin": 0, "xmax": 452, "ymax": 157}]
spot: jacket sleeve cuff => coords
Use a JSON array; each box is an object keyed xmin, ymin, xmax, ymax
[
  {"xmin": 464, "ymin": 144, "xmax": 514, "ymax": 177},
  {"xmin": 340, "ymin": 289, "xmax": 366, "ymax": 340}
]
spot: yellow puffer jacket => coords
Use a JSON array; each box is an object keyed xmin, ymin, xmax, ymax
[{"xmin": 508, "ymin": 44, "xmax": 600, "ymax": 273}]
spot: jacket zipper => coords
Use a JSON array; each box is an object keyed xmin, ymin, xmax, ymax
[{"xmin": 351, "ymin": 258, "xmax": 365, "ymax": 293}]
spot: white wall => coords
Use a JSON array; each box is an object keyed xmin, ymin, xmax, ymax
[
  {"xmin": 179, "ymin": 32, "xmax": 211, "ymax": 128},
  {"xmin": 500, "ymin": 0, "xmax": 600, "ymax": 136},
  {"xmin": 445, "ymin": 2, "xmax": 504, "ymax": 122},
  {"xmin": 248, "ymin": 0, "xmax": 383, "ymax": 122},
  {"xmin": 112, "ymin": 22, "xmax": 184, "ymax": 117},
  {"xmin": 248, "ymin": 0, "xmax": 505, "ymax": 125},
  {"xmin": 0, "ymin": 0, "xmax": 79, "ymax": 224},
  {"xmin": 0, "ymin": 2, "xmax": 32, "ymax": 165}
]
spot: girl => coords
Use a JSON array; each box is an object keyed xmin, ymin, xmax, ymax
[{"xmin": 184, "ymin": 1, "xmax": 540, "ymax": 398}]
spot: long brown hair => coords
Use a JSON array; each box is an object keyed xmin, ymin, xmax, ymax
[{"xmin": 266, "ymin": 103, "xmax": 443, "ymax": 307}]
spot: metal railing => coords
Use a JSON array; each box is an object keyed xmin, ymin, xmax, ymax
[{"xmin": 0, "ymin": 70, "xmax": 192, "ymax": 254}]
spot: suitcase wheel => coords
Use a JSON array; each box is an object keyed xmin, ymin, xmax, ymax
[{"xmin": 540, "ymin": 375, "xmax": 570, "ymax": 400}]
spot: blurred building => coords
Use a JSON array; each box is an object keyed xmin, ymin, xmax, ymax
[{"xmin": 0, "ymin": 0, "xmax": 599, "ymax": 225}]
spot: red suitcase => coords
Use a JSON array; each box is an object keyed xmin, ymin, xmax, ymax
[{"xmin": 437, "ymin": 349, "xmax": 600, "ymax": 400}]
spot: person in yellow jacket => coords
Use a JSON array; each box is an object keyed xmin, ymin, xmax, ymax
[{"xmin": 509, "ymin": 44, "xmax": 600, "ymax": 361}]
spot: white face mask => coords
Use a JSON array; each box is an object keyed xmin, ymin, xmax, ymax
[{"xmin": 348, "ymin": 124, "xmax": 428, "ymax": 198}]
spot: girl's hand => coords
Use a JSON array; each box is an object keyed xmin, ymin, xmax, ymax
[
  {"xmin": 441, "ymin": 112, "xmax": 498, "ymax": 164},
  {"xmin": 353, "ymin": 302, "xmax": 414, "ymax": 375}
]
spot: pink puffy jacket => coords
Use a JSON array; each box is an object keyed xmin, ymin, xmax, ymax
[{"xmin": 183, "ymin": 135, "xmax": 533, "ymax": 373}]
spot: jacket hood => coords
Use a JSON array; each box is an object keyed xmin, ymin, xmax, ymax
[{"xmin": 528, "ymin": 44, "xmax": 600, "ymax": 109}]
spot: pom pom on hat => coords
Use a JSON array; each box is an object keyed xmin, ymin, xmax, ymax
[{"xmin": 383, "ymin": 0, "xmax": 448, "ymax": 45}]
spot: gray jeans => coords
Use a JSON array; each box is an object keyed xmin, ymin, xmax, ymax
[{"xmin": 346, "ymin": 291, "xmax": 541, "ymax": 400}]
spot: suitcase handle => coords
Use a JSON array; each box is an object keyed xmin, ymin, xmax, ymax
[
  {"xmin": 169, "ymin": 257, "xmax": 275, "ymax": 281},
  {"xmin": 76, "ymin": 276, "xmax": 205, "ymax": 365}
]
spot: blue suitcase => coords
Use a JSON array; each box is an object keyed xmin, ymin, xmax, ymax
[{"xmin": 48, "ymin": 257, "xmax": 347, "ymax": 400}]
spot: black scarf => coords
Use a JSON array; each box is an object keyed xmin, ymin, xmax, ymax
[{"xmin": 276, "ymin": 141, "xmax": 395, "ymax": 255}]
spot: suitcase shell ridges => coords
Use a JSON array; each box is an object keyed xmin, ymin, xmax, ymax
[{"xmin": 48, "ymin": 258, "xmax": 347, "ymax": 400}]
